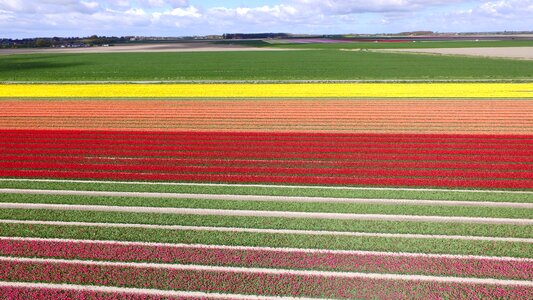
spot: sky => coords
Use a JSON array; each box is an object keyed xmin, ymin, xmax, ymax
[{"xmin": 0, "ymin": 0, "xmax": 532, "ymax": 38}]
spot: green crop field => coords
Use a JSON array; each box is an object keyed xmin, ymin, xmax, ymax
[{"xmin": 2, "ymin": 49, "xmax": 533, "ymax": 82}]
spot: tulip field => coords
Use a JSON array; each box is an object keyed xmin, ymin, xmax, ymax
[{"xmin": 0, "ymin": 82, "xmax": 532, "ymax": 299}]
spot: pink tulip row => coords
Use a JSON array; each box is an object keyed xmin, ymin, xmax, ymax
[
  {"xmin": 1, "ymin": 259, "xmax": 532, "ymax": 299},
  {"xmin": 0, "ymin": 285, "xmax": 213, "ymax": 300},
  {"xmin": 1, "ymin": 239, "xmax": 531, "ymax": 280}
]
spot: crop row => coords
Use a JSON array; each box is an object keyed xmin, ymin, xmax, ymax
[
  {"xmin": 4, "ymin": 140, "xmax": 531, "ymax": 154},
  {"xmin": 0, "ymin": 286, "xmax": 193, "ymax": 300},
  {"xmin": 2, "ymin": 193, "xmax": 530, "ymax": 219},
  {"xmin": 2, "ymin": 223, "xmax": 531, "ymax": 257},
  {"xmin": 1, "ymin": 179, "xmax": 531, "ymax": 203},
  {"xmin": 3, "ymin": 208, "xmax": 531, "ymax": 239},
  {"xmin": 1, "ymin": 239, "xmax": 530, "ymax": 280},
  {"xmin": 1, "ymin": 259, "xmax": 531, "ymax": 299},
  {"xmin": 4, "ymin": 147, "xmax": 532, "ymax": 163},
  {"xmin": 3, "ymin": 142, "xmax": 531, "ymax": 157},
  {"xmin": 3, "ymin": 161, "xmax": 532, "ymax": 180},
  {"xmin": 2, "ymin": 129, "xmax": 531, "ymax": 142},
  {"xmin": 3, "ymin": 155, "xmax": 532, "ymax": 171},
  {"xmin": 2, "ymin": 83, "xmax": 533, "ymax": 98},
  {"xmin": 1, "ymin": 169, "xmax": 531, "ymax": 188}
]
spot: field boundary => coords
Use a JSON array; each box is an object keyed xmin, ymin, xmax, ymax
[{"xmin": 2, "ymin": 79, "xmax": 533, "ymax": 84}]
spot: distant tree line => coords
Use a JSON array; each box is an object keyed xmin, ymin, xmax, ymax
[
  {"xmin": 222, "ymin": 33, "xmax": 291, "ymax": 39},
  {"xmin": 0, "ymin": 35, "xmax": 132, "ymax": 49}
]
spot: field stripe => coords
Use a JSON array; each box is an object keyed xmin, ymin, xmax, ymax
[
  {"xmin": 2, "ymin": 256, "xmax": 532, "ymax": 286},
  {"xmin": 2, "ymin": 188, "xmax": 531, "ymax": 208},
  {"xmin": 1, "ymin": 219, "xmax": 530, "ymax": 243},
  {"xmin": 1, "ymin": 178, "xmax": 532, "ymax": 194},
  {"xmin": 3, "ymin": 236, "xmax": 531, "ymax": 262},
  {"xmin": 0, "ymin": 281, "xmax": 313, "ymax": 300},
  {"xmin": 1, "ymin": 202, "xmax": 530, "ymax": 225}
]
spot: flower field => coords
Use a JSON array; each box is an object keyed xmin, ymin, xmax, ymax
[
  {"xmin": 1, "ymin": 83, "xmax": 533, "ymax": 98},
  {"xmin": 0, "ymin": 83, "xmax": 532, "ymax": 299}
]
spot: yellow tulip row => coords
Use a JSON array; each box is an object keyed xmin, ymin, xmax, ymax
[{"xmin": 1, "ymin": 83, "xmax": 532, "ymax": 98}]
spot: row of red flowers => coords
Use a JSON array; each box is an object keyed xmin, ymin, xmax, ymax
[
  {"xmin": 2, "ymin": 129, "xmax": 531, "ymax": 142},
  {"xmin": 3, "ymin": 154, "xmax": 531, "ymax": 171},
  {"xmin": 2, "ymin": 161, "xmax": 531, "ymax": 180},
  {"xmin": 3, "ymin": 136, "xmax": 529, "ymax": 150},
  {"xmin": 2, "ymin": 154, "xmax": 532, "ymax": 171},
  {"xmin": 0, "ymin": 169, "xmax": 531, "ymax": 188},
  {"xmin": 2, "ymin": 129, "xmax": 532, "ymax": 188},
  {"xmin": 2, "ymin": 142, "xmax": 530, "ymax": 157},
  {"xmin": 2, "ymin": 148, "xmax": 530, "ymax": 163}
]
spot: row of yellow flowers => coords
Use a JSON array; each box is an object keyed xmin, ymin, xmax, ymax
[{"xmin": 0, "ymin": 83, "xmax": 532, "ymax": 98}]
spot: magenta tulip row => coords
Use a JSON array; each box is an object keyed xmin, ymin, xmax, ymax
[
  {"xmin": 0, "ymin": 286, "xmax": 209, "ymax": 300},
  {"xmin": 1, "ymin": 239, "xmax": 531, "ymax": 280},
  {"xmin": 1, "ymin": 259, "xmax": 531, "ymax": 299}
]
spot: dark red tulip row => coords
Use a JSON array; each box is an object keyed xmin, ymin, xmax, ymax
[{"xmin": 1, "ymin": 129, "xmax": 532, "ymax": 189}]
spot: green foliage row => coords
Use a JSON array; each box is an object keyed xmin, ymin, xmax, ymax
[
  {"xmin": 1, "ymin": 50, "xmax": 532, "ymax": 81},
  {"xmin": 1, "ymin": 180, "xmax": 531, "ymax": 203},
  {"xmin": 1, "ymin": 222, "xmax": 530, "ymax": 257},
  {"xmin": 1, "ymin": 208, "xmax": 530, "ymax": 238},
  {"xmin": 1, "ymin": 193, "xmax": 530, "ymax": 219}
]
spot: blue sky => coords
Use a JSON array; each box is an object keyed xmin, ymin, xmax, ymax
[{"xmin": 0, "ymin": 0, "xmax": 531, "ymax": 38}]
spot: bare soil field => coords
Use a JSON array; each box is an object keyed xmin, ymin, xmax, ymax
[
  {"xmin": 0, "ymin": 42, "xmax": 288, "ymax": 55},
  {"xmin": 378, "ymin": 47, "xmax": 533, "ymax": 60}
]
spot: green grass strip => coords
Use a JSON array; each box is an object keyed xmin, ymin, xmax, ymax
[
  {"xmin": 1, "ymin": 209, "xmax": 531, "ymax": 238},
  {"xmin": 1, "ymin": 180, "xmax": 531, "ymax": 203},
  {"xmin": 1, "ymin": 223, "xmax": 530, "ymax": 258},
  {"xmin": 2, "ymin": 50, "xmax": 533, "ymax": 82},
  {"xmin": 1, "ymin": 194, "xmax": 531, "ymax": 219}
]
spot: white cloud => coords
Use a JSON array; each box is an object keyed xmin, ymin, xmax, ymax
[
  {"xmin": 290, "ymin": 0, "xmax": 465, "ymax": 14},
  {"xmin": 138, "ymin": 0, "xmax": 188, "ymax": 8},
  {"xmin": 0, "ymin": 0, "xmax": 532, "ymax": 38},
  {"xmin": 476, "ymin": 0, "xmax": 532, "ymax": 18}
]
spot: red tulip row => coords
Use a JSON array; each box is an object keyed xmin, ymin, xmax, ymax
[
  {"xmin": 1, "ymin": 259, "xmax": 531, "ymax": 299},
  {"xmin": 2, "ymin": 143, "xmax": 530, "ymax": 157},
  {"xmin": 2, "ymin": 129, "xmax": 531, "ymax": 141},
  {"xmin": 2, "ymin": 154, "xmax": 532, "ymax": 172},
  {"xmin": 3, "ymin": 154, "xmax": 532, "ymax": 171},
  {"xmin": 2, "ymin": 136, "xmax": 530, "ymax": 151},
  {"xmin": 0, "ymin": 169, "xmax": 531, "ymax": 189},
  {"xmin": 2, "ymin": 161, "xmax": 532, "ymax": 180},
  {"xmin": 1, "ymin": 239, "xmax": 530, "ymax": 280},
  {"xmin": 1, "ymin": 129, "xmax": 532, "ymax": 188},
  {"xmin": 3, "ymin": 136, "xmax": 531, "ymax": 151},
  {"xmin": 1, "ymin": 147, "xmax": 531, "ymax": 163}
]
